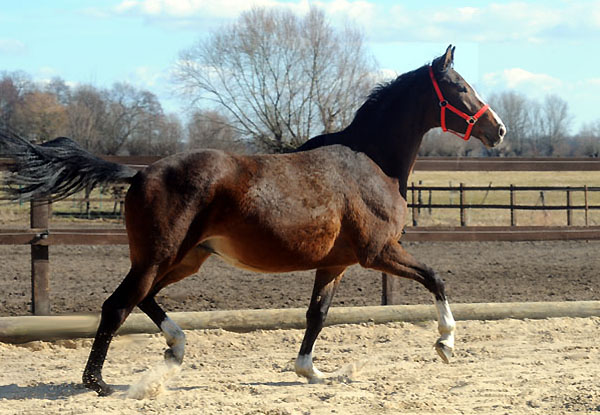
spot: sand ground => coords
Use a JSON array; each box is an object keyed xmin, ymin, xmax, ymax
[{"xmin": 1, "ymin": 317, "xmax": 599, "ymax": 414}]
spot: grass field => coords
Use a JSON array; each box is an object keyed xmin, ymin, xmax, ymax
[
  {"xmin": 0, "ymin": 186, "xmax": 124, "ymax": 227},
  {"xmin": 1, "ymin": 171, "xmax": 600, "ymax": 228},
  {"xmin": 409, "ymin": 171, "xmax": 600, "ymax": 227}
]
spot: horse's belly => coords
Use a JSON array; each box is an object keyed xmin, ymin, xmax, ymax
[
  {"xmin": 200, "ymin": 237, "xmax": 272, "ymax": 272},
  {"xmin": 200, "ymin": 233, "xmax": 335, "ymax": 273}
]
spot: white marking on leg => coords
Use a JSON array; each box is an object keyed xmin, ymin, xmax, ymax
[
  {"xmin": 160, "ymin": 317, "xmax": 185, "ymax": 363},
  {"xmin": 295, "ymin": 352, "xmax": 325, "ymax": 381},
  {"xmin": 435, "ymin": 299, "xmax": 456, "ymax": 348},
  {"xmin": 433, "ymin": 298, "xmax": 455, "ymax": 363}
]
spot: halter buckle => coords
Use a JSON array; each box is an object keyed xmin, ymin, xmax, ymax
[{"xmin": 439, "ymin": 100, "xmax": 447, "ymax": 108}]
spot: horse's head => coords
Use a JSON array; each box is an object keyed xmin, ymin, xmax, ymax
[{"xmin": 429, "ymin": 45, "xmax": 506, "ymax": 148}]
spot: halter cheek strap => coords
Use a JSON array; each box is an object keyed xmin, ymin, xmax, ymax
[{"xmin": 428, "ymin": 65, "xmax": 490, "ymax": 141}]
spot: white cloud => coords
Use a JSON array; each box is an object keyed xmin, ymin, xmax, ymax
[
  {"xmin": 114, "ymin": 0, "xmax": 286, "ymax": 19},
  {"xmin": 484, "ymin": 68, "xmax": 563, "ymax": 92},
  {"xmin": 129, "ymin": 66, "xmax": 163, "ymax": 87},
  {"xmin": 100, "ymin": 1, "xmax": 600, "ymax": 43},
  {"xmin": 0, "ymin": 38, "xmax": 26, "ymax": 55}
]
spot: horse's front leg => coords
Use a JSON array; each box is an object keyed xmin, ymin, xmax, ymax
[
  {"xmin": 369, "ymin": 241, "xmax": 455, "ymax": 363},
  {"xmin": 295, "ymin": 266, "xmax": 346, "ymax": 383}
]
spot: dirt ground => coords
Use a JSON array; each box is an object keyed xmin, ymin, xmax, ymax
[
  {"xmin": 1, "ymin": 318, "xmax": 600, "ymax": 414},
  {"xmin": 1, "ymin": 240, "xmax": 599, "ymax": 316}
]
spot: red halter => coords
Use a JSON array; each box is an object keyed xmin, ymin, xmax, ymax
[{"xmin": 428, "ymin": 65, "xmax": 490, "ymax": 141}]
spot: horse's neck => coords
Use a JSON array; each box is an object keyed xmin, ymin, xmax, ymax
[
  {"xmin": 297, "ymin": 71, "xmax": 434, "ymax": 199},
  {"xmin": 343, "ymin": 121, "xmax": 431, "ymax": 199}
]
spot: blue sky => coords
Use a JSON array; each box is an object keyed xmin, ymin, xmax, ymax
[{"xmin": 2, "ymin": 0, "xmax": 600, "ymax": 132}]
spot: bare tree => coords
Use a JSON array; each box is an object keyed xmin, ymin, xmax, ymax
[
  {"xmin": 573, "ymin": 119, "xmax": 600, "ymax": 157},
  {"xmin": 487, "ymin": 91, "xmax": 532, "ymax": 155},
  {"xmin": 45, "ymin": 77, "xmax": 71, "ymax": 106},
  {"xmin": 67, "ymin": 85, "xmax": 107, "ymax": 152},
  {"xmin": 187, "ymin": 110, "xmax": 246, "ymax": 153},
  {"xmin": 174, "ymin": 7, "xmax": 376, "ymax": 152},
  {"xmin": 99, "ymin": 83, "xmax": 163, "ymax": 155},
  {"xmin": 540, "ymin": 94, "xmax": 571, "ymax": 154},
  {"xmin": 0, "ymin": 71, "xmax": 33, "ymax": 132},
  {"xmin": 127, "ymin": 113, "xmax": 183, "ymax": 156}
]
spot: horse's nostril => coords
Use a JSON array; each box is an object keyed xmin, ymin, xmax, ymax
[{"xmin": 498, "ymin": 125, "xmax": 506, "ymax": 138}]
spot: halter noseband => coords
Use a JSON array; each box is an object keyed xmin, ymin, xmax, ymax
[{"xmin": 428, "ymin": 65, "xmax": 490, "ymax": 141}]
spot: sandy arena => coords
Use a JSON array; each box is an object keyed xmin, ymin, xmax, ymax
[{"xmin": 1, "ymin": 240, "xmax": 600, "ymax": 413}]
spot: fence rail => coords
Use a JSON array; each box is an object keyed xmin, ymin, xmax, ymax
[{"xmin": 408, "ymin": 183, "xmax": 598, "ymax": 227}]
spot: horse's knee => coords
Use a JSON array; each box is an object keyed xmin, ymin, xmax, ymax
[{"xmin": 305, "ymin": 307, "xmax": 328, "ymax": 329}]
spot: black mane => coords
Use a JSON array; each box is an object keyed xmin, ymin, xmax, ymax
[{"xmin": 350, "ymin": 65, "xmax": 427, "ymax": 127}]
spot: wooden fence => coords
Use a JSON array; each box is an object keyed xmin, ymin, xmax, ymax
[
  {"xmin": 408, "ymin": 184, "xmax": 600, "ymax": 227},
  {"xmin": 4, "ymin": 156, "xmax": 600, "ymax": 315}
]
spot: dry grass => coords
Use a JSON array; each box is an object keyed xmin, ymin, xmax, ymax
[
  {"xmin": 0, "ymin": 186, "xmax": 123, "ymax": 227},
  {"xmin": 409, "ymin": 171, "xmax": 600, "ymax": 227}
]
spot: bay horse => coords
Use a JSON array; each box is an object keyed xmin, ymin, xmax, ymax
[{"xmin": 0, "ymin": 45, "xmax": 505, "ymax": 396}]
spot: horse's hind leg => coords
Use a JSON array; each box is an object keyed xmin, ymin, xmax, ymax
[
  {"xmin": 138, "ymin": 246, "xmax": 211, "ymax": 366},
  {"xmin": 295, "ymin": 266, "xmax": 346, "ymax": 382},
  {"xmin": 83, "ymin": 265, "xmax": 158, "ymax": 396},
  {"xmin": 369, "ymin": 241, "xmax": 455, "ymax": 363}
]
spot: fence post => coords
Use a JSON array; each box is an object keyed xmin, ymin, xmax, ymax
[
  {"xmin": 585, "ymin": 185, "xmax": 589, "ymax": 226},
  {"xmin": 382, "ymin": 273, "xmax": 401, "ymax": 305},
  {"xmin": 417, "ymin": 180, "xmax": 423, "ymax": 215},
  {"xmin": 428, "ymin": 190, "xmax": 432, "ymax": 215},
  {"xmin": 30, "ymin": 199, "xmax": 50, "ymax": 316},
  {"xmin": 459, "ymin": 183, "xmax": 466, "ymax": 226},
  {"xmin": 411, "ymin": 182, "xmax": 418, "ymax": 226},
  {"xmin": 510, "ymin": 184, "xmax": 516, "ymax": 226},
  {"xmin": 566, "ymin": 187, "xmax": 572, "ymax": 226}
]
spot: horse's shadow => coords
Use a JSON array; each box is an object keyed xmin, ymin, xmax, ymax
[
  {"xmin": 242, "ymin": 381, "xmax": 304, "ymax": 387},
  {"xmin": 0, "ymin": 382, "xmax": 128, "ymax": 400}
]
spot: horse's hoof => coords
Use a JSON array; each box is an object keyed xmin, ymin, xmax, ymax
[
  {"xmin": 434, "ymin": 339, "xmax": 453, "ymax": 364},
  {"xmin": 83, "ymin": 376, "xmax": 114, "ymax": 396},
  {"xmin": 164, "ymin": 348, "xmax": 183, "ymax": 365},
  {"xmin": 294, "ymin": 361, "xmax": 325, "ymax": 383}
]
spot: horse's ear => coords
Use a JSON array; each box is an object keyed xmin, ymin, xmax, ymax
[{"xmin": 433, "ymin": 44, "xmax": 455, "ymax": 72}]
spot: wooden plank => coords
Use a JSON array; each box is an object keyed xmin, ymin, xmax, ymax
[
  {"xmin": 413, "ymin": 157, "xmax": 600, "ymax": 171},
  {"xmin": 2, "ymin": 301, "xmax": 600, "ymax": 343},
  {"xmin": 2, "ymin": 226, "xmax": 600, "ymax": 245},
  {"xmin": 403, "ymin": 226, "xmax": 600, "ymax": 242},
  {"xmin": 0, "ymin": 228, "xmax": 127, "ymax": 245}
]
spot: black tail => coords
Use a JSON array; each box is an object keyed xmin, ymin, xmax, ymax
[{"xmin": 0, "ymin": 130, "xmax": 137, "ymax": 202}]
